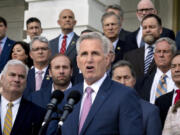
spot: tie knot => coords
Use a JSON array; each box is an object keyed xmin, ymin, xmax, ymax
[
  {"xmin": 7, "ymin": 102, "xmax": 13, "ymax": 108},
  {"xmin": 176, "ymin": 89, "xmax": 180, "ymax": 94},
  {"xmin": 148, "ymin": 46, "xmax": 153, "ymax": 50},
  {"xmin": 63, "ymin": 35, "xmax": 67, "ymax": 39},
  {"xmin": 86, "ymin": 87, "xmax": 93, "ymax": 95},
  {"xmin": 37, "ymin": 70, "xmax": 44, "ymax": 75}
]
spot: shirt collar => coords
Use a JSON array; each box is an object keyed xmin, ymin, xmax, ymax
[
  {"xmin": 35, "ymin": 66, "xmax": 48, "ymax": 74},
  {"xmin": 60, "ymin": 32, "xmax": 74, "ymax": 40},
  {"xmin": 1, "ymin": 95, "xmax": 21, "ymax": 106},
  {"xmin": 83, "ymin": 73, "xmax": 107, "ymax": 94},
  {"xmin": 51, "ymin": 82, "xmax": 72, "ymax": 93},
  {"xmin": 156, "ymin": 68, "xmax": 172, "ymax": 79}
]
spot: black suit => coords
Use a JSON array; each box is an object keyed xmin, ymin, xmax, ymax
[
  {"xmin": 118, "ymin": 28, "xmax": 131, "ymax": 42},
  {"xmin": 125, "ymin": 27, "xmax": 175, "ymax": 50},
  {"xmin": 155, "ymin": 91, "xmax": 174, "ymax": 128},
  {"xmin": 124, "ymin": 47, "xmax": 156, "ymax": 79},
  {"xmin": 0, "ymin": 97, "xmax": 46, "ymax": 135}
]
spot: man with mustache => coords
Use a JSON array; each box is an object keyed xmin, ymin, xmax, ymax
[{"xmin": 124, "ymin": 14, "xmax": 162, "ymax": 79}]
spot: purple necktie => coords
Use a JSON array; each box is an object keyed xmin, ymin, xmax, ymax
[
  {"xmin": 35, "ymin": 70, "xmax": 44, "ymax": 91},
  {"xmin": 79, "ymin": 87, "xmax": 93, "ymax": 134}
]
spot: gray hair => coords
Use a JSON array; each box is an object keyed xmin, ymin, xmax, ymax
[
  {"xmin": 30, "ymin": 36, "xmax": 50, "ymax": 50},
  {"xmin": 112, "ymin": 60, "xmax": 136, "ymax": 79},
  {"xmin": 101, "ymin": 12, "xmax": 121, "ymax": 26},
  {"xmin": 76, "ymin": 32, "xmax": 111, "ymax": 55},
  {"xmin": 1, "ymin": 59, "xmax": 29, "ymax": 77},
  {"xmin": 155, "ymin": 37, "xmax": 177, "ymax": 55},
  {"xmin": 105, "ymin": 4, "xmax": 124, "ymax": 19}
]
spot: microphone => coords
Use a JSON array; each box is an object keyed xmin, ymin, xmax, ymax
[
  {"xmin": 58, "ymin": 90, "xmax": 81, "ymax": 127},
  {"xmin": 41, "ymin": 90, "xmax": 64, "ymax": 127}
]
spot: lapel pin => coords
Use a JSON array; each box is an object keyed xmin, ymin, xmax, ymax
[{"xmin": 117, "ymin": 47, "xmax": 121, "ymax": 50}]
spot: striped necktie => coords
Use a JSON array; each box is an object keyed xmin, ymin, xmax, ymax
[
  {"xmin": 155, "ymin": 74, "xmax": 167, "ymax": 98},
  {"xmin": 144, "ymin": 46, "xmax": 154, "ymax": 74},
  {"xmin": 3, "ymin": 102, "xmax": 13, "ymax": 135}
]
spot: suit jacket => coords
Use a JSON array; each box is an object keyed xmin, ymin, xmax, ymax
[
  {"xmin": 124, "ymin": 47, "xmax": 156, "ymax": 79},
  {"xmin": 0, "ymin": 97, "xmax": 46, "ymax": 135},
  {"xmin": 61, "ymin": 76, "xmax": 143, "ymax": 135},
  {"xmin": 125, "ymin": 27, "xmax": 175, "ymax": 50},
  {"xmin": 140, "ymin": 99, "xmax": 162, "ymax": 135},
  {"xmin": 49, "ymin": 33, "xmax": 79, "ymax": 81},
  {"xmin": 118, "ymin": 28, "xmax": 131, "ymax": 42},
  {"xmin": 155, "ymin": 91, "xmax": 174, "ymax": 128},
  {"xmin": 23, "ymin": 67, "xmax": 52, "ymax": 98},
  {"xmin": 135, "ymin": 70, "xmax": 156, "ymax": 101},
  {"xmin": 176, "ymin": 31, "xmax": 180, "ymax": 50},
  {"xmin": 0, "ymin": 37, "xmax": 15, "ymax": 73}
]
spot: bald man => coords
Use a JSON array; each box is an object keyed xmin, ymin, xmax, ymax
[{"xmin": 49, "ymin": 9, "xmax": 79, "ymax": 83}]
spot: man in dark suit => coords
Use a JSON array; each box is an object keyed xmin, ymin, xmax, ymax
[
  {"xmin": 49, "ymin": 9, "xmax": 79, "ymax": 79},
  {"xmin": 125, "ymin": 0, "xmax": 175, "ymax": 50},
  {"xmin": 61, "ymin": 32, "xmax": 143, "ymax": 135},
  {"xmin": 176, "ymin": 31, "xmax": 180, "ymax": 50},
  {"xmin": 0, "ymin": 59, "xmax": 46, "ymax": 135},
  {"xmin": 101, "ymin": 12, "xmax": 129, "ymax": 63},
  {"xmin": 135, "ymin": 37, "xmax": 176, "ymax": 104},
  {"xmin": 105, "ymin": 4, "xmax": 131, "ymax": 42},
  {"xmin": 124, "ymin": 14, "xmax": 162, "ymax": 79},
  {"xmin": 23, "ymin": 36, "xmax": 52, "ymax": 98},
  {"xmin": 111, "ymin": 60, "xmax": 162, "ymax": 135},
  {"xmin": 155, "ymin": 51, "xmax": 180, "ymax": 128},
  {"xmin": 0, "ymin": 16, "xmax": 15, "ymax": 73}
]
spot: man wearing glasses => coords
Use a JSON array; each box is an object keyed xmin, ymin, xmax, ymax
[
  {"xmin": 125, "ymin": 0, "xmax": 175, "ymax": 50},
  {"xmin": 23, "ymin": 36, "xmax": 52, "ymax": 98}
]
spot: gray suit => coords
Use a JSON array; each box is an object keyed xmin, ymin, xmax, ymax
[{"xmin": 49, "ymin": 33, "xmax": 79, "ymax": 81}]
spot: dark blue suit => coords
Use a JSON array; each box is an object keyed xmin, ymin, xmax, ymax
[
  {"xmin": 61, "ymin": 76, "xmax": 143, "ymax": 135},
  {"xmin": 0, "ymin": 97, "xmax": 46, "ymax": 135},
  {"xmin": 23, "ymin": 67, "xmax": 52, "ymax": 98},
  {"xmin": 140, "ymin": 99, "xmax": 162, "ymax": 135},
  {"xmin": 176, "ymin": 31, "xmax": 180, "ymax": 50},
  {"xmin": 0, "ymin": 37, "xmax": 15, "ymax": 73}
]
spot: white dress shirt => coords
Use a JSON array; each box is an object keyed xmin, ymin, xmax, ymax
[
  {"xmin": 136, "ymin": 26, "xmax": 143, "ymax": 48},
  {"xmin": 35, "ymin": 66, "xmax": 48, "ymax": 80},
  {"xmin": 58, "ymin": 32, "xmax": 74, "ymax": 52},
  {"xmin": 112, "ymin": 38, "xmax": 119, "ymax": 50},
  {"xmin": 150, "ymin": 68, "xmax": 174, "ymax": 104},
  {"xmin": 1, "ymin": 96, "xmax": 21, "ymax": 131},
  {"xmin": 79, "ymin": 73, "xmax": 107, "ymax": 117},
  {"xmin": 51, "ymin": 82, "xmax": 72, "ymax": 93},
  {"xmin": 0, "ymin": 36, "xmax": 7, "ymax": 50}
]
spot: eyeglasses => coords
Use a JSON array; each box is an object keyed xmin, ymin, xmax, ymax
[
  {"xmin": 31, "ymin": 47, "xmax": 49, "ymax": 52},
  {"xmin": 137, "ymin": 8, "xmax": 154, "ymax": 13}
]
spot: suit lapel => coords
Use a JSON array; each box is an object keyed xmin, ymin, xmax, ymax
[
  {"xmin": 80, "ymin": 77, "xmax": 112, "ymax": 135},
  {"xmin": 66, "ymin": 33, "xmax": 79, "ymax": 56}
]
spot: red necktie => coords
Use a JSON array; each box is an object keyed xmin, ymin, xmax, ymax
[
  {"xmin": 174, "ymin": 89, "xmax": 180, "ymax": 104},
  {"xmin": 60, "ymin": 35, "xmax": 67, "ymax": 54}
]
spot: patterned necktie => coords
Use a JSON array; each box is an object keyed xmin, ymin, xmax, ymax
[
  {"xmin": 144, "ymin": 46, "xmax": 154, "ymax": 74},
  {"xmin": 36, "ymin": 70, "xmax": 44, "ymax": 91},
  {"xmin": 174, "ymin": 89, "xmax": 180, "ymax": 104},
  {"xmin": 155, "ymin": 74, "xmax": 167, "ymax": 98},
  {"xmin": 3, "ymin": 102, "xmax": 13, "ymax": 135},
  {"xmin": 60, "ymin": 35, "xmax": 67, "ymax": 54},
  {"xmin": 79, "ymin": 87, "xmax": 94, "ymax": 134}
]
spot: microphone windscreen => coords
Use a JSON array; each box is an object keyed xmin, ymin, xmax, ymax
[
  {"xmin": 67, "ymin": 90, "xmax": 81, "ymax": 104},
  {"xmin": 51, "ymin": 90, "xmax": 64, "ymax": 103}
]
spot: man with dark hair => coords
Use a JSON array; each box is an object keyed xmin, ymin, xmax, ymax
[
  {"xmin": 125, "ymin": 0, "xmax": 175, "ymax": 50},
  {"xmin": 105, "ymin": 4, "xmax": 131, "ymax": 42},
  {"xmin": 112, "ymin": 60, "xmax": 162, "ymax": 135},
  {"xmin": 124, "ymin": 14, "xmax": 162, "ymax": 78},
  {"xmin": 26, "ymin": 17, "xmax": 42, "ymax": 42},
  {"xmin": 0, "ymin": 16, "xmax": 15, "ymax": 73}
]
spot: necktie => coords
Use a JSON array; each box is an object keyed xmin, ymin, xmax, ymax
[
  {"xmin": 60, "ymin": 35, "xmax": 67, "ymax": 54},
  {"xmin": 155, "ymin": 74, "xmax": 167, "ymax": 98},
  {"xmin": 36, "ymin": 70, "xmax": 44, "ymax": 91},
  {"xmin": 144, "ymin": 46, "xmax": 154, "ymax": 74},
  {"xmin": 3, "ymin": 102, "xmax": 13, "ymax": 135},
  {"xmin": 79, "ymin": 87, "xmax": 93, "ymax": 134},
  {"xmin": 174, "ymin": 89, "xmax": 180, "ymax": 104},
  {"xmin": 140, "ymin": 38, "xmax": 145, "ymax": 47},
  {"xmin": 0, "ymin": 41, "xmax": 2, "ymax": 55}
]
